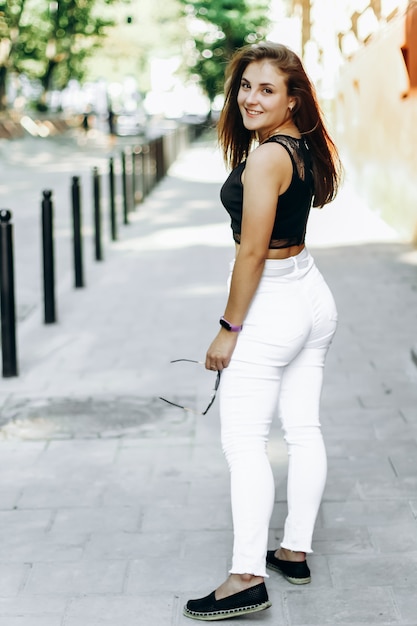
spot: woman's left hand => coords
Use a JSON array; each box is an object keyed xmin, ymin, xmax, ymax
[{"xmin": 205, "ymin": 329, "xmax": 239, "ymax": 371}]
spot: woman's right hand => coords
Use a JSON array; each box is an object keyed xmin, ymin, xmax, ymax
[{"xmin": 205, "ymin": 329, "xmax": 239, "ymax": 371}]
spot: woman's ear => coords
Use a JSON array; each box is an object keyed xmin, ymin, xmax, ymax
[{"xmin": 289, "ymin": 96, "xmax": 300, "ymax": 114}]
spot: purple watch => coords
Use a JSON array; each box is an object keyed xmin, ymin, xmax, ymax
[{"xmin": 219, "ymin": 317, "xmax": 243, "ymax": 332}]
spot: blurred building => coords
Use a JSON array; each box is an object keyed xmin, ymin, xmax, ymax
[
  {"xmin": 294, "ymin": 0, "xmax": 416, "ymax": 242},
  {"xmin": 336, "ymin": 1, "xmax": 417, "ymax": 243}
]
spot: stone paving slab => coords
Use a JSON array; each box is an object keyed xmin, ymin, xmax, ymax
[
  {"xmin": 65, "ymin": 595, "xmax": 176, "ymax": 626},
  {"xmin": 0, "ymin": 596, "xmax": 67, "ymax": 618},
  {"xmin": 25, "ymin": 560, "xmax": 128, "ymax": 595},
  {"xmin": 0, "ymin": 617, "xmax": 64, "ymax": 626},
  {"xmin": 327, "ymin": 553, "xmax": 417, "ymax": 588},
  {"xmin": 284, "ymin": 586, "xmax": 400, "ymax": 624}
]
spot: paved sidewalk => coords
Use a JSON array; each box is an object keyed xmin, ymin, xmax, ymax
[{"xmin": 0, "ymin": 133, "xmax": 417, "ymax": 625}]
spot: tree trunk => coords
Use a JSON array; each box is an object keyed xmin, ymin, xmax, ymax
[
  {"xmin": 0, "ymin": 66, "xmax": 7, "ymax": 111},
  {"xmin": 38, "ymin": 59, "xmax": 57, "ymax": 111}
]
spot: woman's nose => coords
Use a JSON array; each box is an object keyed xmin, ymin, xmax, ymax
[{"xmin": 245, "ymin": 90, "xmax": 258, "ymax": 105}]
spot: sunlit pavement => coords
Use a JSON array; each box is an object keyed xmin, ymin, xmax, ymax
[{"xmin": 0, "ymin": 131, "xmax": 417, "ymax": 625}]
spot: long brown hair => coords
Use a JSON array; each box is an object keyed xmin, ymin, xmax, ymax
[{"xmin": 217, "ymin": 42, "xmax": 342, "ymax": 207}]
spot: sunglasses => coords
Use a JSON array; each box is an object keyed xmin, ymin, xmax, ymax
[{"xmin": 159, "ymin": 359, "xmax": 221, "ymax": 415}]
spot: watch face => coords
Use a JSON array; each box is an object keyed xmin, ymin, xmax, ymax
[{"xmin": 219, "ymin": 318, "xmax": 231, "ymax": 331}]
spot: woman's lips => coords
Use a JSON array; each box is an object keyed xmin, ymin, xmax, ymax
[{"xmin": 245, "ymin": 109, "xmax": 263, "ymax": 116}]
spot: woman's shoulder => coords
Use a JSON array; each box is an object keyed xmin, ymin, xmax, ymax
[
  {"xmin": 246, "ymin": 139, "xmax": 293, "ymax": 173},
  {"xmin": 260, "ymin": 135, "xmax": 311, "ymax": 179}
]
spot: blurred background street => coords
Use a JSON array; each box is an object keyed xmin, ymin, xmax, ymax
[{"xmin": 1, "ymin": 1, "xmax": 417, "ymax": 625}]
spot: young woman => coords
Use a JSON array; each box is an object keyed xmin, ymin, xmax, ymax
[{"xmin": 184, "ymin": 41, "xmax": 342, "ymax": 621}]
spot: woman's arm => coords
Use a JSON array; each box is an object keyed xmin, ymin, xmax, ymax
[{"xmin": 205, "ymin": 143, "xmax": 293, "ymax": 371}]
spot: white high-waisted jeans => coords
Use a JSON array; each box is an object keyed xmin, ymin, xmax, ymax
[{"xmin": 219, "ymin": 248, "xmax": 337, "ymax": 577}]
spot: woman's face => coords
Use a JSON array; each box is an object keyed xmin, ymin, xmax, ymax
[{"xmin": 237, "ymin": 60, "xmax": 295, "ymax": 141}]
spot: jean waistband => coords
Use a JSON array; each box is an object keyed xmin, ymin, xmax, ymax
[{"xmin": 229, "ymin": 248, "xmax": 313, "ymax": 276}]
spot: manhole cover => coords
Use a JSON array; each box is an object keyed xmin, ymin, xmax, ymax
[{"xmin": 0, "ymin": 395, "xmax": 195, "ymax": 440}]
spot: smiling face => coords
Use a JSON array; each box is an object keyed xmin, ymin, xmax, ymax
[{"xmin": 237, "ymin": 60, "xmax": 295, "ymax": 142}]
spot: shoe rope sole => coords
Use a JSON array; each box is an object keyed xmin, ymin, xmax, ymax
[
  {"xmin": 266, "ymin": 561, "xmax": 311, "ymax": 585},
  {"xmin": 183, "ymin": 600, "xmax": 272, "ymax": 621}
]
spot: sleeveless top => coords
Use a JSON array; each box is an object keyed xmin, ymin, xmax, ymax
[{"xmin": 220, "ymin": 135, "xmax": 314, "ymax": 249}]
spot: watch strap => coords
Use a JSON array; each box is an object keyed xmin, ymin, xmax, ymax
[{"xmin": 219, "ymin": 316, "xmax": 243, "ymax": 332}]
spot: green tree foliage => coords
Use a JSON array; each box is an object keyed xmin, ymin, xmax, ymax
[
  {"xmin": 0, "ymin": 0, "xmax": 126, "ymax": 110},
  {"xmin": 178, "ymin": 0, "xmax": 271, "ymax": 106},
  {"xmin": 0, "ymin": 0, "xmax": 27, "ymax": 109},
  {"xmin": 86, "ymin": 0, "xmax": 186, "ymax": 91}
]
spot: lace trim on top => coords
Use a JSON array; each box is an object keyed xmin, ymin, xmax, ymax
[{"xmin": 233, "ymin": 233, "xmax": 303, "ymax": 248}]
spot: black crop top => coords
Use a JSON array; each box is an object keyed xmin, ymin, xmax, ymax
[{"xmin": 220, "ymin": 135, "xmax": 314, "ymax": 249}]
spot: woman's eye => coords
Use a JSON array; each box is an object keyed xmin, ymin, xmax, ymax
[{"xmin": 241, "ymin": 82, "xmax": 250, "ymax": 89}]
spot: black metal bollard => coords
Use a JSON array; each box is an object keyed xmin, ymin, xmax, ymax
[
  {"xmin": 109, "ymin": 157, "xmax": 117, "ymax": 241},
  {"xmin": 121, "ymin": 150, "xmax": 129, "ymax": 225},
  {"xmin": 139, "ymin": 144, "xmax": 146, "ymax": 202},
  {"xmin": 149, "ymin": 140, "xmax": 157, "ymax": 191},
  {"xmin": 142, "ymin": 144, "xmax": 151, "ymax": 198},
  {"xmin": 41, "ymin": 190, "xmax": 56, "ymax": 324},
  {"xmin": 131, "ymin": 148, "xmax": 137, "ymax": 210},
  {"xmin": 93, "ymin": 167, "xmax": 103, "ymax": 261},
  {"xmin": 132, "ymin": 146, "xmax": 144, "ymax": 205},
  {"xmin": 155, "ymin": 135, "xmax": 165, "ymax": 182},
  {"xmin": 71, "ymin": 176, "xmax": 84, "ymax": 288},
  {"xmin": 0, "ymin": 209, "xmax": 18, "ymax": 377}
]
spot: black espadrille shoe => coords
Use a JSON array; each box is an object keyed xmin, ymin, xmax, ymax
[
  {"xmin": 266, "ymin": 550, "xmax": 311, "ymax": 584},
  {"xmin": 184, "ymin": 582, "xmax": 271, "ymax": 621}
]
